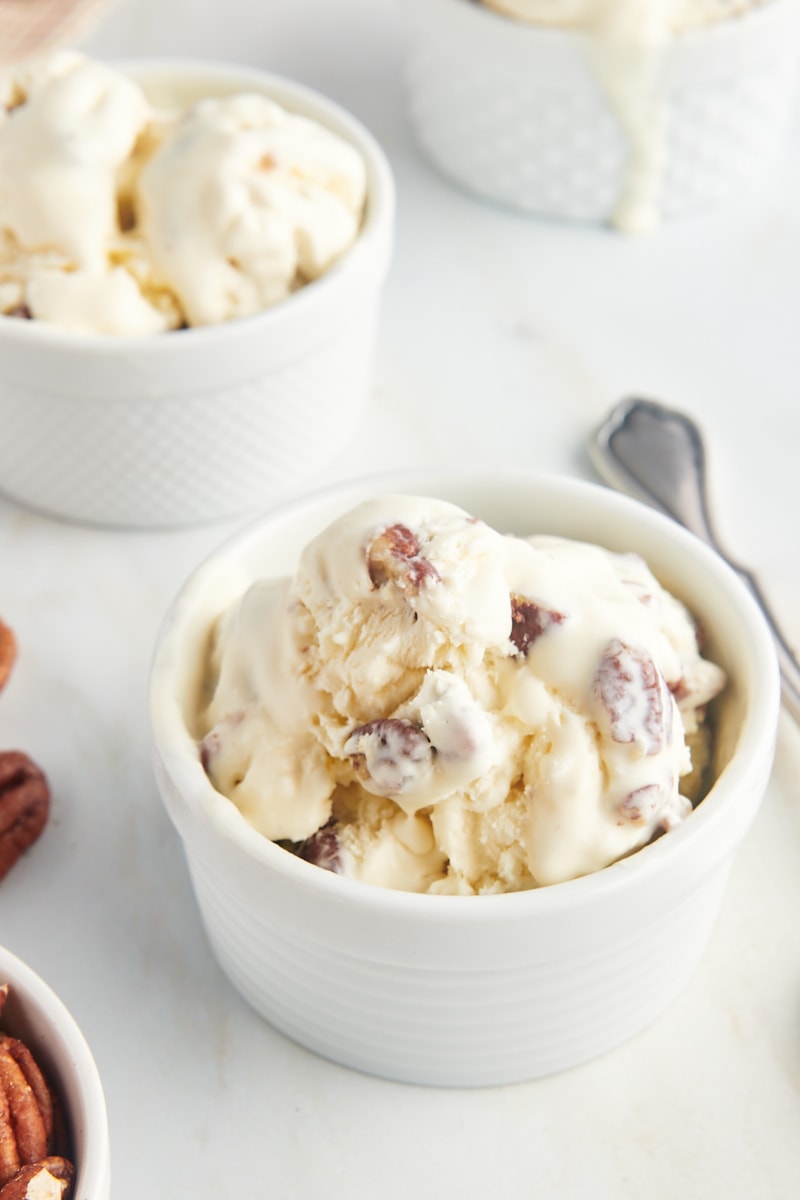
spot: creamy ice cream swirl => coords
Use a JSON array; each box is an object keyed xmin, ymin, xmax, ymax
[
  {"xmin": 481, "ymin": 0, "xmax": 770, "ymax": 232},
  {"xmin": 198, "ymin": 496, "xmax": 726, "ymax": 895},
  {"xmin": 0, "ymin": 51, "xmax": 367, "ymax": 333}
]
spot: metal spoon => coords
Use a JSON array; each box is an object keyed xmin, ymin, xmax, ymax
[{"xmin": 590, "ymin": 397, "xmax": 800, "ymax": 725}]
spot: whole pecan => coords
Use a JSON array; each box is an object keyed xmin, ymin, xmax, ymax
[
  {"xmin": 0, "ymin": 623, "xmax": 15, "ymax": 695},
  {"xmin": 0, "ymin": 1041, "xmax": 50, "ymax": 1183},
  {"xmin": 0, "ymin": 754, "xmax": 50, "ymax": 881},
  {"xmin": 593, "ymin": 638, "xmax": 670, "ymax": 755}
]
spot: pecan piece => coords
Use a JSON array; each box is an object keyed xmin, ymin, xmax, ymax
[
  {"xmin": 345, "ymin": 719, "xmax": 433, "ymax": 797},
  {"xmin": 0, "ymin": 1157, "xmax": 73, "ymax": 1200},
  {"xmin": 0, "ymin": 754, "xmax": 51, "ymax": 882},
  {"xmin": 594, "ymin": 638, "xmax": 670, "ymax": 755},
  {"xmin": 295, "ymin": 819, "xmax": 341, "ymax": 874},
  {"xmin": 509, "ymin": 596, "xmax": 564, "ymax": 657},
  {"xmin": 0, "ymin": 623, "xmax": 15, "ymax": 694},
  {"xmin": 0, "ymin": 1041, "xmax": 52, "ymax": 1151},
  {"xmin": 618, "ymin": 783, "xmax": 664, "ymax": 824},
  {"xmin": 366, "ymin": 525, "xmax": 440, "ymax": 594},
  {"xmin": 199, "ymin": 712, "xmax": 245, "ymax": 777}
]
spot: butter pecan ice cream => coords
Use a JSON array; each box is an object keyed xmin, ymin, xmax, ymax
[
  {"xmin": 196, "ymin": 496, "xmax": 726, "ymax": 894},
  {"xmin": 0, "ymin": 51, "xmax": 367, "ymax": 333}
]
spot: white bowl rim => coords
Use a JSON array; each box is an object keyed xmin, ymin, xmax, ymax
[
  {"xmin": 0, "ymin": 57, "xmax": 395, "ymax": 356},
  {"xmin": 150, "ymin": 465, "xmax": 781, "ymax": 919},
  {"xmin": 0, "ymin": 943, "xmax": 109, "ymax": 1196}
]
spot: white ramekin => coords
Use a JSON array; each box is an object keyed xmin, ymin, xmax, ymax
[
  {"xmin": 0, "ymin": 944, "xmax": 110, "ymax": 1199},
  {"xmin": 149, "ymin": 469, "xmax": 780, "ymax": 1087},
  {"xmin": 0, "ymin": 60, "xmax": 394, "ymax": 529},
  {"xmin": 401, "ymin": 0, "xmax": 800, "ymax": 228}
]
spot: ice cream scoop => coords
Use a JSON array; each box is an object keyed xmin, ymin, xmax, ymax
[
  {"xmin": 0, "ymin": 51, "xmax": 172, "ymax": 334},
  {"xmin": 0, "ymin": 51, "xmax": 367, "ymax": 333},
  {"xmin": 198, "ymin": 493, "xmax": 726, "ymax": 893},
  {"xmin": 138, "ymin": 91, "xmax": 367, "ymax": 326}
]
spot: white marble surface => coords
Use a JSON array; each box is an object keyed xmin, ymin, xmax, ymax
[{"xmin": 1, "ymin": 1, "xmax": 800, "ymax": 1196}]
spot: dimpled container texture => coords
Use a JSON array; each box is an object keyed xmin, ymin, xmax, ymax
[
  {"xmin": 150, "ymin": 471, "xmax": 780, "ymax": 1087},
  {"xmin": 402, "ymin": 0, "xmax": 800, "ymax": 223},
  {"xmin": 0, "ymin": 61, "xmax": 394, "ymax": 528}
]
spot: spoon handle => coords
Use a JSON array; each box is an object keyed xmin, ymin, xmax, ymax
[{"xmin": 590, "ymin": 397, "xmax": 800, "ymax": 726}]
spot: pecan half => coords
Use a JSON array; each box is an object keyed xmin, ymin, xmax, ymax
[
  {"xmin": 0, "ymin": 1039, "xmax": 53, "ymax": 1153},
  {"xmin": 295, "ymin": 819, "xmax": 341, "ymax": 874},
  {"xmin": 366, "ymin": 525, "xmax": 440, "ymax": 594},
  {"xmin": 0, "ymin": 1045, "xmax": 49, "ymax": 1184},
  {"xmin": 593, "ymin": 639, "xmax": 670, "ymax": 755},
  {"xmin": 0, "ymin": 1157, "xmax": 73, "ymax": 1200},
  {"xmin": 0, "ymin": 754, "xmax": 51, "ymax": 881},
  {"xmin": 0, "ymin": 624, "xmax": 15, "ymax": 695},
  {"xmin": 509, "ymin": 596, "xmax": 564, "ymax": 657},
  {"xmin": 618, "ymin": 783, "xmax": 665, "ymax": 824},
  {"xmin": 345, "ymin": 718, "xmax": 433, "ymax": 797}
]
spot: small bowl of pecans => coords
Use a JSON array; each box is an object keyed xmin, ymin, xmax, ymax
[{"xmin": 0, "ymin": 946, "xmax": 109, "ymax": 1200}]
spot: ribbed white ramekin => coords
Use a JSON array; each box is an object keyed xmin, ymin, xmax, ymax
[
  {"xmin": 149, "ymin": 469, "xmax": 780, "ymax": 1086},
  {"xmin": 0, "ymin": 944, "xmax": 110, "ymax": 1199},
  {"xmin": 401, "ymin": 0, "xmax": 800, "ymax": 229},
  {"xmin": 0, "ymin": 60, "xmax": 394, "ymax": 528}
]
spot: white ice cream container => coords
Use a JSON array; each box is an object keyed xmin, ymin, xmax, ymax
[
  {"xmin": 401, "ymin": 0, "xmax": 800, "ymax": 230},
  {"xmin": 0, "ymin": 59, "xmax": 394, "ymax": 528},
  {"xmin": 149, "ymin": 469, "xmax": 780, "ymax": 1086}
]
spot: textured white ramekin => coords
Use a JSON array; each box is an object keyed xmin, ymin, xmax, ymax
[
  {"xmin": 0, "ymin": 944, "xmax": 110, "ymax": 1199},
  {"xmin": 0, "ymin": 60, "xmax": 394, "ymax": 528},
  {"xmin": 402, "ymin": 0, "xmax": 800, "ymax": 229},
  {"xmin": 149, "ymin": 469, "xmax": 780, "ymax": 1086}
]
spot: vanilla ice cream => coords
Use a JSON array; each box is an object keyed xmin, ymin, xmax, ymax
[
  {"xmin": 481, "ymin": 0, "xmax": 771, "ymax": 232},
  {"xmin": 196, "ymin": 495, "xmax": 726, "ymax": 895},
  {"xmin": 0, "ymin": 51, "xmax": 367, "ymax": 334}
]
